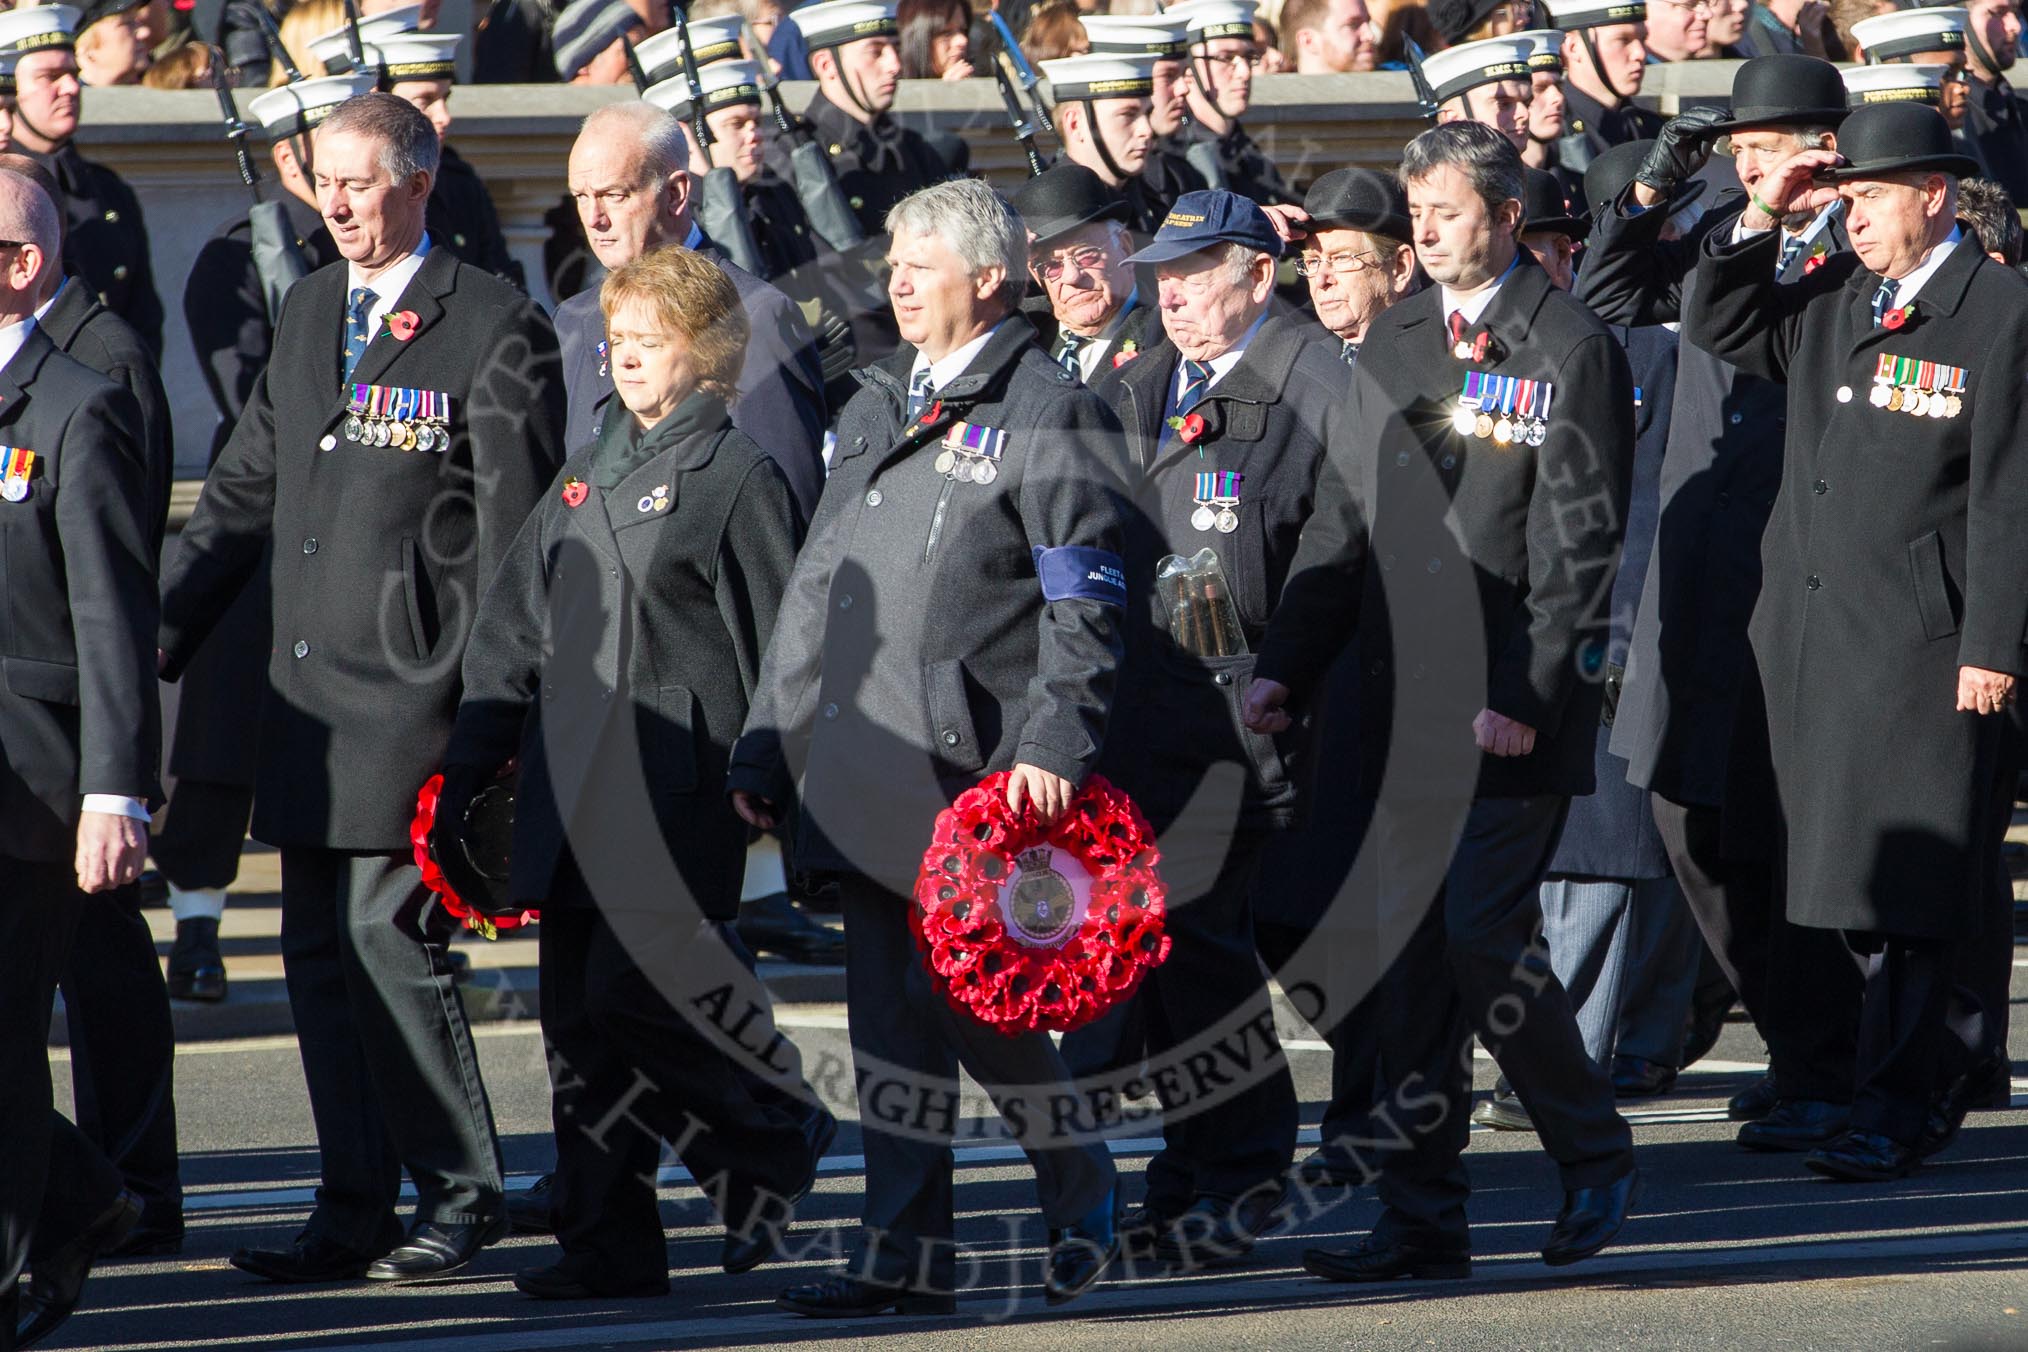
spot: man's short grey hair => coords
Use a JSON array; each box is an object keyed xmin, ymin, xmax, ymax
[
  {"xmin": 319, "ymin": 92, "xmax": 441, "ymax": 183},
  {"xmin": 581, "ymin": 101, "xmax": 691, "ymax": 189},
  {"xmin": 0, "ymin": 171, "xmax": 60, "ymax": 280},
  {"xmin": 1218, "ymin": 240, "xmax": 1272, "ymax": 284},
  {"xmin": 888, "ymin": 178, "xmax": 1027, "ymax": 309},
  {"xmin": 1399, "ymin": 120, "xmax": 1524, "ymax": 216}
]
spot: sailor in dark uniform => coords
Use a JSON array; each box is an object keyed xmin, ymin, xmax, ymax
[
  {"xmin": 1848, "ymin": 6, "xmax": 1991, "ymax": 179},
  {"xmin": 1420, "ymin": 32, "xmax": 1543, "ymax": 153},
  {"xmin": 1041, "ymin": 53, "xmax": 1170, "ymax": 236},
  {"xmin": 1959, "ymin": 0, "xmax": 2028, "ymax": 198},
  {"xmin": 1081, "ymin": 14, "xmax": 1209, "ymax": 220},
  {"xmin": 0, "ymin": 6, "xmax": 162, "ymax": 355},
  {"xmin": 1544, "ymin": 0, "xmax": 1663, "ymax": 177},
  {"xmin": 1163, "ymin": 0, "xmax": 1294, "ymax": 205}
]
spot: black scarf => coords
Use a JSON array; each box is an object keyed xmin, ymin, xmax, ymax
[{"xmin": 589, "ymin": 388, "xmax": 729, "ymax": 489}]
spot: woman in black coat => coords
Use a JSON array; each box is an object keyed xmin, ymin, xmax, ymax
[{"xmin": 438, "ymin": 248, "xmax": 833, "ymax": 1299}]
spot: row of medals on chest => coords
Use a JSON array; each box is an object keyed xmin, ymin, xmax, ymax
[
  {"xmin": 344, "ymin": 384, "xmax": 452, "ymax": 452},
  {"xmin": 1866, "ymin": 354, "xmax": 1965, "ymax": 417},
  {"xmin": 1452, "ymin": 367, "xmax": 1552, "ymax": 448}
]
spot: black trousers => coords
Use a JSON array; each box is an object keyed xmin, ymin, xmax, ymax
[
  {"xmin": 838, "ymin": 875, "xmax": 1115, "ymax": 1293},
  {"xmin": 1257, "ymin": 917, "xmax": 1386, "ymax": 1171},
  {"xmin": 1371, "ymin": 797, "xmax": 1633, "ymax": 1247},
  {"xmin": 51, "ymin": 881, "xmax": 181, "ymax": 1243},
  {"xmin": 1844, "ymin": 933, "xmax": 1982, "ymax": 1146},
  {"xmin": 539, "ymin": 902, "xmax": 831, "ymax": 1285},
  {"xmin": 1128, "ymin": 828, "xmax": 1297, "ymax": 1208},
  {"xmin": 1651, "ymin": 794, "xmax": 1860, "ymax": 1102},
  {"xmin": 151, "ymin": 778, "xmax": 254, "ymax": 890},
  {"xmin": 3, "ymin": 859, "xmax": 122, "ymax": 1310},
  {"xmin": 279, "ymin": 848, "xmax": 503, "ymax": 1253}
]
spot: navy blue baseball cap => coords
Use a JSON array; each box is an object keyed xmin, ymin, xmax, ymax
[{"xmin": 1125, "ymin": 189, "xmax": 1285, "ymax": 266}]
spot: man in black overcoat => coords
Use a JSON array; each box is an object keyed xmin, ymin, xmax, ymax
[
  {"xmin": 1577, "ymin": 55, "xmax": 1867, "ymax": 1147},
  {"xmin": 157, "ymin": 93, "xmax": 567, "ymax": 1286},
  {"xmin": 1006, "ymin": 165, "xmax": 1162, "ymax": 384},
  {"xmin": 1682, "ymin": 101, "xmax": 2028, "ymax": 1181},
  {"xmin": 1245, "ymin": 122, "xmax": 1638, "ymax": 1281},
  {"xmin": 0, "ymin": 168, "xmax": 157, "ymax": 1352},
  {"xmin": 729, "ymin": 177, "xmax": 1129, "ymax": 1317}
]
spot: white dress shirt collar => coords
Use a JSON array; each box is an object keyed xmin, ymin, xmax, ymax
[
  {"xmin": 910, "ymin": 320, "xmax": 1005, "ymax": 393},
  {"xmin": 0, "ymin": 313, "xmax": 36, "ymax": 376},
  {"xmin": 1440, "ymin": 250, "xmax": 1522, "ymax": 330},
  {"xmin": 346, "ymin": 232, "xmax": 434, "ymax": 345},
  {"xmin": 1885, "ymin": 226, "xmax": 1962, "ymax": 309}
]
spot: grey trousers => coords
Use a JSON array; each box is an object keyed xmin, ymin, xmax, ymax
[
  {"xmin": 1538, "ymin": 874, "xmax": 1702, "ymax": 1067},
  {"xmin": 839, "ymin": 875, "xmax": 1115, "ymax": 1294},
  {"xmin": 280, "ymin": 848, "xmax": 504, "ymax": 1253}
]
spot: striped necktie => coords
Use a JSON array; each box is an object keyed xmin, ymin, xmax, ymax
[
  {"xmin": 1871, "ymin": 276, "xmax": 1900, "ymax": 327},
  {"xmin": 906, "ymin": 365, "xmax": 935, "ymax": 420},
  {"xmin": 1054, "ymin": 330, "xmax": 1088, "ymax": 377},
  {"xmin": 1340, "ymin": 338, "xmax": 1358, "ymax": 367},
  {"xmin": 1174, "ymin": 359, "xmax": 1213, "ymax": 417},
  {"xmin": 342, "ymin": 287, "xmax": 376, "ymax": 384}
]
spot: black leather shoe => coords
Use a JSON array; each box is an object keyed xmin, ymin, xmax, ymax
[
  {"xmin": 1736, "ymin": 1099, "xmax": 1849, "ymax": 1152},
  {"xmin": 513, "ymin": 1260, "xmax": 667, "ymax": 1300},
  {"xmin": 1541, "ymin": 1168, "xmax": 1638, "ymax": 1267},
  {"xmin": 721, "ymin": 1110, "xmax": 837, "ymax": 1275},
  {"xmin": 365, "ymin": 1217, "xmax": 507, "ymax": 1284},
  {"xmin": 1963, "ymin": 1055, "xmax": 2013, "ymax": 1112},
  {"xmin": 776, "ymin": 1275, "xmax": 956, "ymax": 1318},
  {"xmin": 1727, "ymin": 1073, "xmax": 1780, "ymax": 1122},
  {"xmin": 1806, "ymin": 1129, "xmax": 1919, "ymax": 1182},
  {"xmin": 1044, "ymin": 1185, "xmax": 1119, "ymax": 1306},
  {"xmin": 1917, "ymin": 1055, "xmax": 2004, "ymax": 1159},
  {"xmin": 1296, "ymin": 1149, "xmax": 1370, "ymax": 1189},
  {"xmin": 1153, "ymin": 1183, "xmax": 1286, "ymax": 1271},
  {"xmin": 230, "ymin": 1234, "xmax": 380, "ymax": 1284},
  {"xmin": 1470, "ymin": 1084, "xmax": 1534, "ymax": 1132},
  {"xmin": 15, "ymin": 1190, "xmax": 141, "ymax": 1349},
  {"xmin": 1303, "ymin": 1234, "xmax": 1471, "ymax": 1283},
  {"xmin": 1610, "ymin": 1055, "xmax": 1678, "ymax": 1098},
  {"xmin": 106, "ymin": 1216, "xmax": 184, "ymax": 1259},
  {"xmin": 736, "ymin": 893, "xmax": 847, "ymax": 965},
  {"xmin": 1118, "ymin": 1200, "xmax": 1184, "ymax": 1261},
  {"xmin": 165, "ymin": 917, "xmax": 227, "ymax": 1003},
  {"xmin": 507, "ymin": 1175, "xmax": 554, "ymax": 1235}
]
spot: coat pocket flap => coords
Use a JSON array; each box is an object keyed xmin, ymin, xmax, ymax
[
  {"xmin": 1907, "ymin": 531, "xmax": 1959, "ymax": 642},
  {"xmin": 4, "ymin": 655, "xmax": 79, "ymax": 706},
  {"xmin": 924, "ymin": 657, "xmax": 986, "ymax": 773}
]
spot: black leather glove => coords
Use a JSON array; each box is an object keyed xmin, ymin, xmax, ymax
[
  {"xmin": 429, "ymin": 764, "xmax": 489, "ymax": 905},
  {"xmin": 1634, "ymin": 106, "xmax": 1730, "ymax": 196}
]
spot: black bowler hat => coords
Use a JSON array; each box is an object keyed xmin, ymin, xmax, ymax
[
  {"xmin": 1127, "ymin": 189, "xmax": 1286, "ymax": 265},
  {"xmin": 1006, "ymin": 164, "xmax": 1133, "ymax": 246},
  {"xmin": 1817, "ymin": 100, "xmax": 1978, "ymax": 181},
  {"xmin": 1302, "ymin": 168, "xmax": 1413, "ymax": 245},
  {"xmin": 1520, "ymin": 168, "xmax": 1591, "ymax": 238},
  {"xmin": 1704, "ymin": 54, "xmax": 1851, "ymax": 134},
  {"xmin": 1583, "ymin": 138, "xmax": 1705, "ymax": 218},
  {"xmin": 1428, "ymin": 0, "xmax": 1514, "ymax": 44}
]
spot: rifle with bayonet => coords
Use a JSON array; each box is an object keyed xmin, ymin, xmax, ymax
[
  {"xmin": 985, "ymin": 9, "xmax": 1049, "ymax": 176},
  {"xmin": 671, "ymin": 4, "xmax": 768, "ymax": 276},
  {"xmin": 214, "ymin": 46, "xmax": 311, "ymax": 321},
  {"xmin": 742, "ymin": 17, "xmax": 866, "ymax": 252}
]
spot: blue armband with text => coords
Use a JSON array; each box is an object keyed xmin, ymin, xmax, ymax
[{"xmin": 1032, "ymin": 546, "xmax": 1128, "ymax": 608}]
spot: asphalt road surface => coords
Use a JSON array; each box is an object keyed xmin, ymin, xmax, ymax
[{"xmin": 43, "ymin": 967, "xmax": 2028, "ymax": 1352}]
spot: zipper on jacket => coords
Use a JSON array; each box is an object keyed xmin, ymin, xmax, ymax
[{"xmin": 923, "ymin": 477, "xmax": 954, "ymax": 564}]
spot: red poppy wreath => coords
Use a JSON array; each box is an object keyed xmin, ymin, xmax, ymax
[
  {"xmin": 411, "ymin": 773, "xmax": 538, "ymax": 939},
  {"xmin": 911, "ymin": 772, "xmax": 1170, "ymax": 1034}
]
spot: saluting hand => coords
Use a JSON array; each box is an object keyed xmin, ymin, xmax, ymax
[
  {"xmin": 1957, "ymin": 666, "xmax": 2018, "ymax": 716},
  {"xmin": 76, "ymin": 810, "xmax": 146, "ymax": 894},
  {"xmin": 1474, "ymin": 708, "xmax": 1537, "ymax": 758},
  {"xmin": 1243, "ymin": 677, "xmax": 1293, "ymax": 734},
  {"xmin": 1742, "ymin": 147, "xmax": 1844, "ymax": 230},
  {"xmin": 1259, "ymin": 204, "xmax": 1312, "ymax": 246},
  {"xmin": 733, "ymin": 790, "xmax": 782, "ymax": 831},
  {"xmin": 1007, "ymin": 763, "xmax": 1073, "ymax": 823}
]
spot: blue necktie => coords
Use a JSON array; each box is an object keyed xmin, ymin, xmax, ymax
[
  {"xmin": 1871, "ymin": 276, "xmax": 1900, "ymax": 327},
  {"xmin": 1340, "ymin": 339, "xmax": 1358, "ymax": 367},
  {"xmin": 1776, "ymin": 232, "xmax": 1806, "ymax": 275},
  {"xmin": 1054, "ymin": 330, "xmax": 1088, "ymax": 376},
  {"xmin": 906, "ymin": 366, "xmax": 935, "ymax": 421},
  {"xmin": 342, "ymin": 286, "xmax": 376, "ymax": 383},
  {"xmin": 1174, "ymin": 359, "xmax": 1213, "ymax": 417}
]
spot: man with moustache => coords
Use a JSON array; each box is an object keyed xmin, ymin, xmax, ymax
[
  {"xmin": 0, "ymin": 6, "xmax": 159, "ymax": 355},
  {"xmin": 1246, "ymin": 121, "xmax": 1638, "ymax": 1282},
  {"xmin": 159, "ymin": 92, "xmax": 566, "ymax": 1287},
  {"xmin": 1546, "ymin": 0, "xmax": 1663, "ymax": 174},
  {"xmin": 1007, "ymin": 164, "xmax": 1160, "ymax": 381},
  {"xmin": 1082, "ymin": 13, "xmax": 1211, "ymax": 222}
]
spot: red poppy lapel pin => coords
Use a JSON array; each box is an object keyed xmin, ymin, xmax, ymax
[
  {"xmin": 1166, "ymin": 411, "xmax": 1207, "ymax": 445},
  {"xmin": 561, "ymin": 478, "xmax": 588, "ymax": 508},
  {"xmin": 1882, "ymin": 302, "xmax": 1916, "ymax": 332},
  {"xmin": 387, "ymin": 310, "xmax": 421, "ymax": 342},
  {"xmin": 1112, "ymin": 339, "xmax": 1140, "ymax": 369}
]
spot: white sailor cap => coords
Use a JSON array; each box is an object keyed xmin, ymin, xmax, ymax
[
  {"xmin": 1167, "ymin": 0, "xmax": 1258, "ymax": 44},
  {"xmin": 1842, "ymin": 60, "xmax": 1948, "ymax": 106},
  {"xmin": 308, "ymin": 11, "xmax": 434, "ymax": 73},
  {"xmin": 360, "ymin": 32, "xmax": 461, "ymax": 84},
  {"xmin": 247, "ymin": 72, "xmax": 380, "ymax": 140},
  {"xmin": 1851, "ymin": 6, "xmax": 1968, "ymax": 62},
  {"xmin": 645, "ymin": 58, "xmax": 765, "ymax": 117},
  {"xmin": 1422, "ymin": 34, "xmax": 1536, "ymax": 105},
  {"xmin": 634, "ymin": 16, "xmax": 745, "ymax": 88},
  {"xmin": 1542, "ymin": 0, "xmax": 1646, "ymax": 31},
  {"xmin": 1515, "ymin": 28, "xmax": 1566, "ymax": 73},
  {"xmin": 1079, "ymin": 14, "xmax": 1191, "ymax": 58},
  {"xmin": 790, "ymin": 0, "xmax": 898, "ymax": 52},
  {"xmin": 1042, "ymin": 52, "xmax": 1159, "ymax": 102},
  {"xmin": 0, "ymin": 6, "xmax": 80, "ymax": 55}
]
